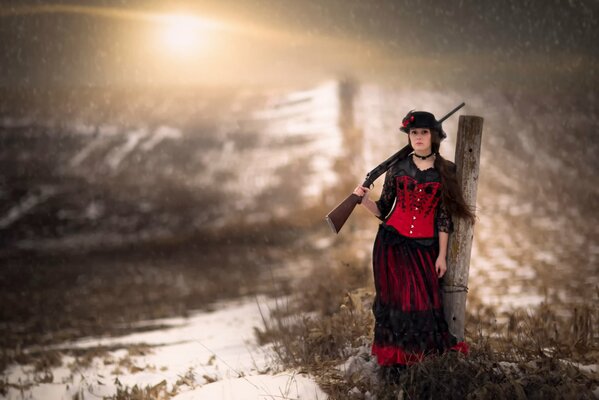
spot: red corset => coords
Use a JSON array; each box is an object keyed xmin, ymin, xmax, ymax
[{"xmin": 384, "ymin": 175, "xmax": 442, "ymax": 238}]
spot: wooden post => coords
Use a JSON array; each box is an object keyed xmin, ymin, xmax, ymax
[
  {"xmin": 442, "ymin": 115, "xmax": 484, "ymax": 341},
  {"xmin": 337, "ymin": 77, "xmax": 363, "ymax": 181},
  {"xmin": 335, "ymin": 77, "xmax": 364, "ymax": 232}
]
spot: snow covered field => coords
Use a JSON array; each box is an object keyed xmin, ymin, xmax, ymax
[{"xmin": 4, "ymin": 296, "xmax": 327, "ymax": 400}]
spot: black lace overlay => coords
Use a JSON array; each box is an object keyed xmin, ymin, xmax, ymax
[
  {"xmin": 375, "ymin": 169, "xmax": 397, "ymax": 221},
  {"xmin": 435, "ymin": 197, "xmax": 454, "ymax": 233},
  {"xmin": 372, "ymin": 298, "xmax": 458, "ymax": 354}
]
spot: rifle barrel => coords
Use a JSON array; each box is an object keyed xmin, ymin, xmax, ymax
[{"xmin": 438, "ymin": 102, "xmax": 465, "ymax": 123}]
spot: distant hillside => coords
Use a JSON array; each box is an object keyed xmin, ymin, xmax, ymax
[
  {"xmin": 0, "ymin": 80, "xmax": 597, "ymax": 307},
  {"xmin": 0, "ymin": 81, "xmax": 346, "ymax": 255}
]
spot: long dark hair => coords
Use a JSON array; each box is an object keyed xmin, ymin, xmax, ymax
[{"xmin": 407, "ymin": 129, "xmax": 477, "ymax": 225}]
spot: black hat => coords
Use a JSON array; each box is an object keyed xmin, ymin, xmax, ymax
[{"xmin": 399, "ymin": 110, "xmax": 447, "ymax": 139}]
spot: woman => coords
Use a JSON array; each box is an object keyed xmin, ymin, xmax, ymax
[{"xmin": 353, "ymin": 110, "xmax": 476, "ymax": 383}]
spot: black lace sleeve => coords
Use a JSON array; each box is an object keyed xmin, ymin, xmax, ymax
[
  {"xmin": 436, "ymin": 197, "xmax": 454, "ymax": 233},
  {"xmin": 374, "ymin": 170, "xmax": 396, "ymax": 221}
]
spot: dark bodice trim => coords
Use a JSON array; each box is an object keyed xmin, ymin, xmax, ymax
[
  {"xmin": 376, "ymin": 223, "xmax": 438, "ymax": 249},
  {"xmin": 398, "ymin": 154, "xmax": 441, "ymax": 183}
]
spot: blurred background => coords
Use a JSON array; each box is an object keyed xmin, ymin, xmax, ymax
[{"xmin": 0, "ymin": 0, "xmax": 598, "ymax": 360}]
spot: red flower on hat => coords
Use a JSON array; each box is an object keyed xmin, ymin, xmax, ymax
[{"xmin": 410, "ymin": 115, "xmax": 415, "ymax": 122}]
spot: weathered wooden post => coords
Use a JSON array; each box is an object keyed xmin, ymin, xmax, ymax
[
  {"xmin": 443, "ymin": 115, "xmax": 484, "ymax": 341},
  {"xmin": 337, "ymin": 77, "xmax": 363, "ymax": 181},
  {"xmin": 334, "ymin": 77, "xmax": 364, "ymax": 232}
]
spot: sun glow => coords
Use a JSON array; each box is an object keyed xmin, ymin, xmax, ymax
[{"xmin": 158, "ymin": 14, "xmax": 216, "ymax": 56}]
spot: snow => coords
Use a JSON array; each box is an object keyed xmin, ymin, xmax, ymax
[
  {"xmin": 105, "ymin": 128, "xmax": 149, "ymax": 169},
  {"xmin": 0, "ymin": 186, "xmax": 57, "ymax": 229},
  {"xmin": 139, "ymin": 126, "xmax": 182, "ymax": 152},
  {"xmin": 172, "ymin": 372, "xmax": 327, "ymax": 400},
  {"xmin": 69, "ymin": 134, "xmax": 106, "ymax": 167},
  {"xmin": 4, "ymin": 296, "xmax": 327, "ymax": 400},
  {"xmin": 70, "ymin": 124, "xmax": 181, "ymax": 168}
]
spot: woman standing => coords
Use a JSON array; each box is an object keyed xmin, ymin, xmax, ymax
[{"xmin": 353, "ymin": 110, "xmax": 476, "ymax": 382}]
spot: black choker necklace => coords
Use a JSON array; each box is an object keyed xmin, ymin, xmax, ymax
[{"xmin": 413, "ymin": 152, "xmax": 435, "ymax": 160}]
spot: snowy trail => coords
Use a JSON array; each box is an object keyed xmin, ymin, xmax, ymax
[{"xmin": 4, "ymin": 296, "xmax": 326, "ymax": 400}]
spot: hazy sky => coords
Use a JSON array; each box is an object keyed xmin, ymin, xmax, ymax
[{"xmin": 0, "ymin": 0, "xmax": 597, "ymax": 88}]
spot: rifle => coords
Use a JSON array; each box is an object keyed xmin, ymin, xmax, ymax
[{"xmin": 324, "ymin": 102, "xmax": 466, "ymax": 234}]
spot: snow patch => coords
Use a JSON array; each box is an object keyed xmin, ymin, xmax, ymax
[{"xmin": 4, "ymin": 296, "xmax": 325, "ymax": 400}]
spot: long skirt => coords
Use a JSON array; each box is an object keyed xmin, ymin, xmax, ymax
[{"xmin": 371, "ymin": 223, "xmax": 469, "ymax": 366}]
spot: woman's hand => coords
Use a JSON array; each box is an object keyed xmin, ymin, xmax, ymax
[
  {"xmin": 354, "ymin": 185, "xmax": 382, "ymax": 217},
  {"xmin": 435, "ymin": 256, "xmax": 447, "ymax": 278},
  {"xmin": 353, "ymin": 186, "xmax": 371, "ymax": 202}
]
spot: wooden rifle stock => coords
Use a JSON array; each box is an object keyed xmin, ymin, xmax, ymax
[{"xmin": 324, "ymin": 193, "xmax": 363, "ymax": 234}]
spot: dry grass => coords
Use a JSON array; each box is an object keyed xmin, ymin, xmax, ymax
[
  {"xmin": 0, "ymin": 233, "xmax": 304, "ymax": 374},
  {"xmin": 256, "ymin": 259, "xmax": 599, "ymax": 399},
  {"xmin": 255, "ymin": 257, "xmax": 373, "ymax": 364},
  {"xmin": 1, "ymin": 342, "xmax": 204, "ymax": 400},
  {"xmin": 106, "ymin": 379, "xmax": 175, "ymax": 400},
  {"xmin": 465, "ymin": 289, "xmax": 599, "ymax": 366},
  {"xmin": 371, "ymin": 350, "xmax": 597, "ymax": 400}
]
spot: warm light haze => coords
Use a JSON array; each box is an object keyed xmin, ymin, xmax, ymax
[{"xmin": 157, "ymin": 13, "xmax": 217, "ymax": 57}]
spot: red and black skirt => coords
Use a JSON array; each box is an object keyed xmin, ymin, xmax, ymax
[{"xmin": 371, "ymin": 223, "xmax": 469, "ymax": 366}]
